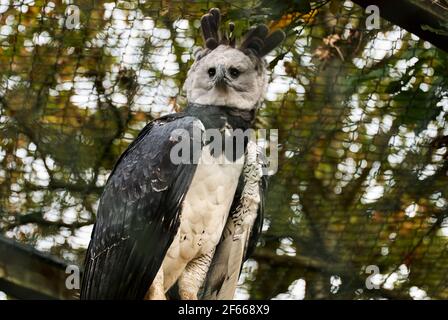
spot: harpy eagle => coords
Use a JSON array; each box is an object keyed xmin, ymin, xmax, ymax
[{"xmin": 80, "ymin": 8, "xmax": 285, "ymax": 300}]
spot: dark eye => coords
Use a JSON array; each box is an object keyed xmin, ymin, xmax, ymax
[
  {"xmin": 229, "ymin": 67, "xmax": 240, "ymax": 78},
  {"xmin": 208, "ymin": 68, "xmax": 216, "ymax": 77}
]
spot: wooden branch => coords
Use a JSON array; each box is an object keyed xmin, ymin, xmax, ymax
[
  {"xmin": 251, "ymin": 247, "xmax": 331, "ymax": 272},
  {"xmin": 0, "ymin": 235, "xmax": 78, "ymax": 299},
  {"xmin": 1, "ymin": 209, "xmax": 94, "ymax": 231}
]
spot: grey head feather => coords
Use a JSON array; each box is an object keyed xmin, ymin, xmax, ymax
[{"xmin": 187, "ymin": 9, "xmax": 286, "ymax": 110}]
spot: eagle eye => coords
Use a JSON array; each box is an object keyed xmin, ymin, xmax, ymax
[
  {"xmin": 208, "ymin": 68, "xmax": 216, "ymax": 77},
  {"xmin": 229, "ymin": 67, "xmax": 240, "ymax": 78}
]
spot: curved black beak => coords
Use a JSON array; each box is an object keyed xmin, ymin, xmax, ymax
[{"xmin": 213, "ymin": 64, "xmax": 227, "ymax": 88}]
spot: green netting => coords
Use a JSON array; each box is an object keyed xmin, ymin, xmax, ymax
[{"xmin": 0, "ymin": 0, "xmax": 447, "ymax": 299}]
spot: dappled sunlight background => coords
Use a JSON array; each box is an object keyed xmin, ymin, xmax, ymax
[{"xmin": 0, "ymin": 0, "xmax": 447, "ymax": 299}]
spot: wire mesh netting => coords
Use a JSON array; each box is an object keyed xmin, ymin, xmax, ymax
[{"xmin": 0, "ymin": 0, "xmax": 447, "ymax": 299}]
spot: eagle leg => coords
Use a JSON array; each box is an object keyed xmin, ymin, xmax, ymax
[
  {"xmin": 145, "ymin": 267, "xmax": 166, "ymax": 300},
  {"xmin": 178, "ymin": 249, "xmax": 215, "ymax": 300}
]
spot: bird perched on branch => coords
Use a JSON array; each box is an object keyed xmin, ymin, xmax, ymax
[{"xmin": 80, "ymin": 8, "xmax": 285, "ymax": 300}]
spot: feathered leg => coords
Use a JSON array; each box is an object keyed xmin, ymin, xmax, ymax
[{"xmin": 178, "ymin": 249, "xmax": 215, "ymax": 300}]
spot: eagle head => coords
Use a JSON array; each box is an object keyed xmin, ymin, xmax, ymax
[{"xmin": 183, "ymin": 8, "xmax": 286, "ymax": 110}]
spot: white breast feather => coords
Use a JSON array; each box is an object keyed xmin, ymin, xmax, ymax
[{"xmin": 162, "ymin": 141, "xmax": 244, "ymax": 290}]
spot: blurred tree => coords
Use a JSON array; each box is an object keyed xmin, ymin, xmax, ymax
[{"xmin": 0, "ymin": 0, "xmax": 447, "ymax": 299}]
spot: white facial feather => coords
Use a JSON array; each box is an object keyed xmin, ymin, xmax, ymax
[{"xmin": 183, "ymin": 45, "xmax": 268, "ymax": 110}]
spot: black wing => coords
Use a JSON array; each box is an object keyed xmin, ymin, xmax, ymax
[
  {"xmin": 81, "ymin": 114, "xmax": 202, "ymax": 299},
  {"xmin": 200, "ymin": 160, "xmax": 268, "ymax": 300}
]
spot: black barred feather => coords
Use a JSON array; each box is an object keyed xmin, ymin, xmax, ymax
[
  {"xmin": 201, "ymin": 8, "xmax": 221, "ymax": 50},
  {"xmin": 258, "ymin": 29, "xmax": 287, "ymax": 57},
  {"xmin": 240, "ymin": 24, "xmax": 285, "ymax": 57},
  {"xmin": 246, "ymin": 37, "xmax": 264, "ymax": 54},
  {"xmin": 199, "ymin": 9, "xmax": 285, "ymax": 56},
  {"xmin": 209, "ymin": 8, "xmax": 221, "ymax": 30},
  {"xmin": 201, "ymin": 15, "xmax": 218, "ymax": 49},
  {"xmin": 240, "ymin": 25, "xmax": 269, "ymax": 50}
]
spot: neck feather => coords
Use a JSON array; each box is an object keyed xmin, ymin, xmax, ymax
[{"xmin": 184, "ymin": 103, "xmax": 255, "ymax": 130}]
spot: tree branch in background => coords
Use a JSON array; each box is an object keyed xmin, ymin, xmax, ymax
[{"xmin": 1, "ymin": 210, "xmax": 94, "ymax": 231}]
